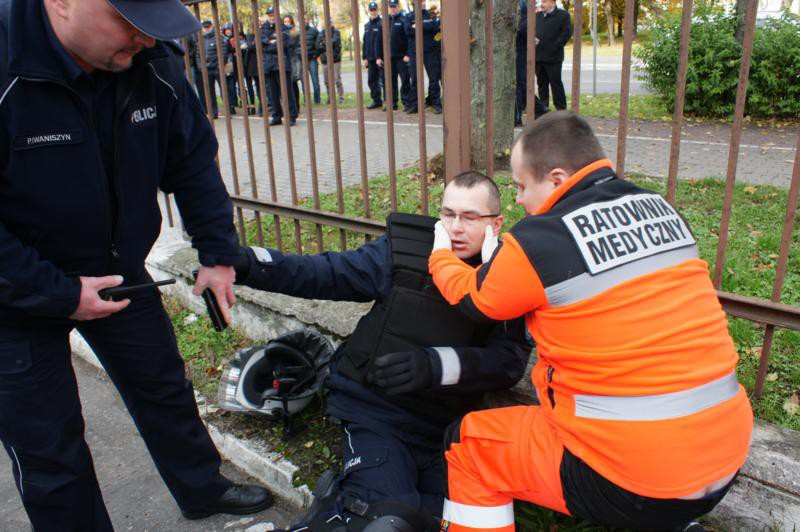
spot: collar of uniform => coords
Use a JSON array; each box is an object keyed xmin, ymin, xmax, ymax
[
  {"xmin": 534, "ymin": 159, "xmax": 615, "ymax": 215},
  {"xmin": 7, "ymin": 0, "xmax": 169, "ymax": 82}
]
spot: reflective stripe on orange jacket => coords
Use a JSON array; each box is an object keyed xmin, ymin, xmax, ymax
[{"xmin": 430, "ymin": 160, "xmax": 753, "ymax": 499}]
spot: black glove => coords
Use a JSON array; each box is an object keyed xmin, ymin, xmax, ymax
[{"xmin": 366, "ymin": 350, "xmax": 432, "ymax": 395}]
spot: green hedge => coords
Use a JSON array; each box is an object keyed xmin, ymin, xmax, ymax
[{"xmin": 635, "ymin": 10, "xmax": 800, "ymax": 118}]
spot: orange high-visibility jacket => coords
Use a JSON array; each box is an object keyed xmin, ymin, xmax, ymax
[{"xmin": 430, "ymin": 160, "xmax": 753, "ymax": 499}]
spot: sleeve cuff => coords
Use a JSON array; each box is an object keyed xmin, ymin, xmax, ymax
[{"xmin": 432, "ymin": 346, "xmax": 461, "ymax": 386}]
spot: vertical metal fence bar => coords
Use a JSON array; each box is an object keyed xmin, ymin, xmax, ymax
[
  {"xmin": 485, "ymin": 0, "xmax": 494, "ymax": 178},
  {"xmin": 211, "ymin": 0, "xmax": 246, "ymax": 244},
  {"xmin": 615, "ymin": 0, "xmax": 635, "ymax": 176},
  {"xmin": 322, "ymin": 0, "xmax": 347, "ymax": 250},
  {"xmin": 570, "ymin": 0, "xmax": 582, "ymax": 113},
  {"xmin": 525, "ymin": 0, "xmax": 536, "ymax": 124},
  {"xmin": 194, "ymin": 4, "xmax": 217, "ymax": 129},
  {"xmin": 383, "ymin": 1, "xmax": 398, "ymax": 212},
  {"xmin": 297, "ymin": 0, "xmax": 325, "ymax": 251},
  {"xmin": 230, "ymin": 0, "xmax": 263, "ymax": 246},
  {"xmin": 273, "ymin": 0, "xmax": 303, "ymax": 254},
  {"xmin": 754, "ymin": 133, "xmax": 800, "ymax": 398},
  {"xmin": 712, "ymin": 0, "xmax": 759, "ymax": 289},
  {"xmin": 250, "ymin": 0, "xmax": 283, "ymax": 251},
  {"xmin": 414, "ymin": 3, "xmax": 428, "ymax": 210},
  {"xmin": 665, "ymin": 0, "xmax": 693, "ymax": 204},
  {"xmin": 351, "ymin": 0, "xmax": 371, "ymax": 231},
  {"xmin": 441, "ymin": 0, "xmax": 470, "ymax": 183}
]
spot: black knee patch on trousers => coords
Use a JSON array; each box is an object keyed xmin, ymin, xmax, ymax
[{"xmin": 441, "ymin": 416, "xmax": 464, "ymax": 500}]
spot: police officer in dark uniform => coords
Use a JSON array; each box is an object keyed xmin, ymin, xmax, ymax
[
  {"xmin": 536, "ymin": 0, "xmax": 572, "ymax": 111},
  {"xmin": 387, "ymin": 0, "xmax": 412, "ymax": 111},
  {"xmin": 515, "ymin": 0, "xmax": 550, "ymax": 125},
  {"xmin": 362, "ymin": 2, "xmax": 384, "ymax": 109},
  {"xmin": 0, "ymin": 0, "xmax": 273, "ymax": 529},
  {"xmin": 261, "ymin": 6, "xmax": 298, "ymax": 126},
  {"xmin": 232, "ymin": 173, "xmax": 532, "ymax": 531},
  {"xmin": 405, "ymin": 0, "xmax": 442, "ymax": 114}
]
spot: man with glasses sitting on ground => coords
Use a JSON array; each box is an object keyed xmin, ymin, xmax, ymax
[{"xmin": 231, "ymin": 172, "xmax": 533, "ymax": 531}]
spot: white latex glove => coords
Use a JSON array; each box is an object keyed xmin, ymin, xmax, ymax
[
  {"xmin": 481, "ymin": 225, "xmax": 499, "ymax": 263},
  {"xmin": 432, "ymin": 220, "xmax": 452, "ymax": 252}
]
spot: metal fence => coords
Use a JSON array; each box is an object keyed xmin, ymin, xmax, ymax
[{"xmin": 176, "ymin": 0, "xmax": 799, "ymax": 399}]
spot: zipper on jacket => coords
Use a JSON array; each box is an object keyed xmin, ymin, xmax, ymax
[
  {"xmin": 547, "ymin": 365, "xmax": 556, "ymax": 408},
  {"xmin": 21, "ymin": 76, "xmax": 118, "ymax": 263}
]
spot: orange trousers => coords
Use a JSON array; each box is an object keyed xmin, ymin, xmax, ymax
[{"xmin": 441, "ymin": 406, "xmax": 568, "ymax": 532}]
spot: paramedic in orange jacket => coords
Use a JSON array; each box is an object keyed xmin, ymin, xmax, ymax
[{"xmin": 429, "ymin": 111, "xmax": 753, "ymax": 532}]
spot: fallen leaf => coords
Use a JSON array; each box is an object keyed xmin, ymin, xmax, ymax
[
  {"xmin": 766, "ymin": 373, "xmax": 778, "ymax": 382},
  {"xmin": 783, "ymin": 392, "xmax": 800, "ymax": 416},
  {"xmin": 744, "ymin": 186, "xmax": 757, "ymax": 194},
  {"xmin": 304, "ymin": 441, "xmax": 315, "ymax": 448}
]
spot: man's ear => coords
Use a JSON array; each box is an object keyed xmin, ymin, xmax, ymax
[
  {"xmin": 491, "ymin": 215, "xmax": 504, "ymax": 236},
  {"xmin": 546, "ymin": 167, "xmax": 571, "ymax": 190}
]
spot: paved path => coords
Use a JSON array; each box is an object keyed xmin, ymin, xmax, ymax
[
  {"xmin": 336, "ymin": 56, "xmax": 650, "ymax": 96},
  {"xmin": 209, "ymin": 113, "xmax": 797, "ymax": 207},
  {"xmin": 0, "ymin": 356, "xmax": 290, "ymax": 532}
]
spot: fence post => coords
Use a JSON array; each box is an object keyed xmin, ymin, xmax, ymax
[{"xmin": 441, "ymin": 0, "xmax": 471, "ymax": 183}]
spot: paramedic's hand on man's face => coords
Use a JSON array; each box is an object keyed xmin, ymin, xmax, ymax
[
  {"xmin": 433, "ymin": 220, "xmax": 452, "ymax": 252},
  {"xmin": 481, "ymin": 225, "xmax": 498, "ymax": 264},
  {"xmin": 367, "ymin": 350, "xmax": 432, "ymax": 395}
]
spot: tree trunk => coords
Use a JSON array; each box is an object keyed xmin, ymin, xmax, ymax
[
  {"xmin": 605, "ymin": 0, "xmax": 615, "ymax": 46},
  {"xmin": 633, "ymin": 0, "xmax": 640, "ymax": 35},
  {"xmin": 617, "ymin": 16, "xmax": 623, "ymax": 38},
  {"xmin": 734, "ymin": 0, "xmax": 747, "ymax": 44},
  {"xmin": 469, "ymin": 0, "xmax": 517, "ymax": 172}
]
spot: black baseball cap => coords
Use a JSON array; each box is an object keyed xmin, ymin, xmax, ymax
[
  {"xmin": 389, "ymin": 1, "xmax": 400, "ymax": 6},
  {"xmin": 266, "ymin": 6, "xmax": 275, "ymax": 14},
  {"xmin": 368, "ymin": 2, "xmax": 379, "ymax": 9},
  {"xmin": 107, "ymin": 0, "xmax": 201, "ymax": 40}
]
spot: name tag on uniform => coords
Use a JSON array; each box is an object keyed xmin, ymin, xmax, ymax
[
  {"xmin": 13, "ymin": 130, "xmax": 83, "ymax": 150},
  {"xmin": 562, "ymin": 193, "xmax": 696, "ymax": 275}
]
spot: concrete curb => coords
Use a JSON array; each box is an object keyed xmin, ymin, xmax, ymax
[{"xmin": 72, "ymin": 227, "xmax": 800, "ymax": 529}]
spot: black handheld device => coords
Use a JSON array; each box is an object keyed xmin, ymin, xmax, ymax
[
  {"xmin": 98, "ymin": 279, "xmax": 176, "ymax": 301},
  {"xmin": 191, "ymin": 269, "xmax": 228, "ymax": 332}
]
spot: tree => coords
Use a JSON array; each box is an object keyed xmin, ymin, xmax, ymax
[
  {"xmin": 734, "ymin": 0, "xmax": 747, "ymax": 44},
  {"xmin": 469, "ymin": 0, "xmax": 517, "ymax": 172}
]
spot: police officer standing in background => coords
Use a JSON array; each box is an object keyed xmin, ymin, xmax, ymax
[
  {"xmin": 387, "ymin": 0, "xmax": 411, "ymax": 111},
  {"xmin": 515, "ymin": 0, "xmax": 550, "ymax": 125},
  {"xmin": 405, "ymin": 0, "xmax": 441, "ymax": 114},
  {"xmin": 0, "ymin": 0, "xmax": 274, "ymax": 529},
  {"xmin": 262, "ymin": 6, "xmax": 298, "ymax": 126},
  {"xmin": 362, "ymin": 2, "xmax": 384, "ymax": 110},
  {"xmin": 535, "ymin": 0, "xmax": 572, "ymax": 111}
]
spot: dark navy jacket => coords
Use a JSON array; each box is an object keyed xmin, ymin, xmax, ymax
[
  {"xmin": 405, "ymin": 9, "xmax": 441, "ymax": 56},
  {"xmin": 535, "ymin": 6, "xmax": 572, "ymax": 63},
  {"xmin": 388, "ymin": 13, "xmax": 409, "ymax": 58},
  {"xmin": 202, "ymin": 29, "xmax": 220, "ymax": 74},
  {"xmin": 0, "ymin": 0, "xmax": 239, "ymax": 321},
  {"xmin": 239, "ymin": 238, "xmax": 532, "ymax": 443},
  {"xmin": 260, "ymin": 21, "xmax": 292, "ymax": 72},
  {"xmin": 362, "ymin": 16, "xmax": 383, "ymax": 61}
]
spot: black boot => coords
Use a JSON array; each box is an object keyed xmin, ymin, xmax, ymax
[{"xmin": 180, "ymin": 484, "xmax": 274, "ymax": 520}]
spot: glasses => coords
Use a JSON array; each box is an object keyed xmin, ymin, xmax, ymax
[{"xmin": 440, "ymin": 209, "xmax": 499, "ymax": 227}]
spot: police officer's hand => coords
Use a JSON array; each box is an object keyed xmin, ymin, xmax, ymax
[
  {"xmin": 363, "ymin": 59, "xmax": 369, "ymax": 68},
  {"xmin": 432, "ymin": 220, "xmax": 452, "ymax": 252},
  {"xmin": 70, "ymin": 275, "xmax": 130, "ymax": 321},
  {"xmin": 192, "ymin": 265, "xmax": 236, "ymax": 326},
  {"xmin": 376, "ymin": 58, "xmax": 383, "ymax": 67},
  {"xmin": 481, "ymin": 225, "xmax": 499, "ymax": 263},
  {"xmin": 403, "ymin": 55, "xmax": 410, "ymax": 63},
  {"xmin": 367, "ymin": 350, "xmax": 432, "ymax": 395}
]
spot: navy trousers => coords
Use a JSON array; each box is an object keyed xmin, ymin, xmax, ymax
[
  {"xmin": 0, "ymin": 285, "xmax": 229, "ymax": 531},
  {"xmin": 304, "ymin": 421, "xmax": 442, "ymax": 528},
  {"xmin": 366, "ymin": 60, "xmax": 384, "ymax": 105},
  {"xmin": 267, "ymin": 70, "xmax": 298, "ymax": 121},
  {"xmin": 408, "ymin": 52, "xmax": 441, "ymax": 109}
]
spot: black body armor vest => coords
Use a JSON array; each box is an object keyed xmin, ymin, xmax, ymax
[{"xmin": 336, "ymin": 213, "xmax": 494, "ymax": 422}]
